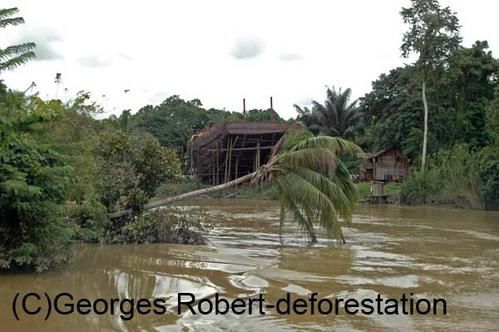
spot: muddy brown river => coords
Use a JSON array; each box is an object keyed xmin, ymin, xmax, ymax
[{"xmin": 1, "ymin": 199, "xmax": 498, "ymax": 331}]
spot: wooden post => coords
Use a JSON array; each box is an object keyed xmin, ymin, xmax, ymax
[
  {"xmin": 256, "ymin": 141, "xmax": 261, "ymax": 168},
  {"xmin": 227, "ymin": 138, "xmax": 233, "ymax": 181},
  {"xmin": 235, "ymin": 158, "xmax": 239, "ymax": 179},
  {"xmin": 216, "ymin": 143, "xmax": 220, "ymax": 184},
  {"xmin": 224, "ymin": 138, "xmax": 230, "ymax": 183},
  {"xmin": 270, "ymin": 96, "xmax": 275, "ymax": 122},
  {"xmin": 228, "ymin": 136, "xmax": 239, "ymax": 181},
  {"xmin": 254, "ymin": 148, "xmax": 257, "ymax": 172},
  {"xmin": 210, "ymin": 164, "xmax": 214, "ymax": 185}
]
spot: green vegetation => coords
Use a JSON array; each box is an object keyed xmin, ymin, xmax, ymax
[
  {"xmin": 109, "ymin": 207, "xmax": 208, "ymax": 245},
  {"xmin": 0, "ymin": 8, "xmax": 36, "ymax": 71},
  {"xmin": 273, "ymin": 133, "xmax": 361, "ymax": 243},
  {"xmin": 295, "ymin": 87, "xmax": 359, "ymax": 139},
  {"xmin": 156, "ymin": 177, "xmax": 208, "ymax": 198},
  {"xmin": 156, "ymin": 178, "xmax": 275, "ymax": 200},
  {"xmin": 355, "ymin": 182, "xmax": 402, "ymax": 201},
  {"xmin": 0, "ymin": 83, "xmax": 187, "ymax": 270},
  {"xmin": 400, "ymin": 0, "xmax": 461, "ymax": 170},
  {"xmin": 295, "ymin": 0, "xmax": 498, "ymax": 210},
  {"xmin": 129, "ymin": 95, "xmax": 284, "ymax": 167},
  {"xmin": 399, "ymin": 144, "xmax": 498, "ymax": 209},
  {"xmin": 0, "ymin": 114, "xmax": 74, "ymax": 271}
]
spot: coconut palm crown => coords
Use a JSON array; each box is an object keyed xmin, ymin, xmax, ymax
[
  {"xmin": 254, "ymin": 131, "xmax": 361, "ymax": 243},
  {"xmin": 295, "ymin": 86, "xmax": 359, "ymax": 139}
]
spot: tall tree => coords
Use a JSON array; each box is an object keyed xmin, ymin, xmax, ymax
[
  {"xmin": 295, "ymin": 86, "xmax": 359, "ymax": 139},
  {"xmin": 400, "ymin": 0, "xmax": 461, "ymax": 170},
  {"xmin": 1, "ymin": 97, "xmax": 74, "ymax": 272},
  {"xmin": 0, "ymin": 8, "xmax": 36, "ymax": 72},
  {"xmin": 358, "ymin": 66, "xmax": 422, "ymax": 159}
]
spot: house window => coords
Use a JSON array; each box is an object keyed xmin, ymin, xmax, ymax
[{"xmin": 396, "ymin": 157, "xmax": 400, "ymax": 162}]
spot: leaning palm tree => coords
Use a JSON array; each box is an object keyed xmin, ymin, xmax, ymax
[
  {"xmin": 109, "ymin": 129, "xmax": 362, "ymax": 243},
  {"xmin": 0, "ymin": 8, "xmax": 36, "ymax": 72},
  {"xmin": 295, "ymin": 86, "xmax": 359, "ymax": 139}
]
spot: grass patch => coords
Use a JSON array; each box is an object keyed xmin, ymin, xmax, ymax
[
  {"xmin": 355, "ymin": 182, "xmax": 372, "ymax": 199},
  {"xmin": 355, "ymin": 181, "xmax": 402, "ymax": 200},
  {"xmin": 156, "ymin": 177, "xmax": 208, "ymax": 197},
  {"xmin": 155, "ymin": 177, "xmax": 276, "ymax": 200},
  {"xmin": 237, "ymin": 183, "xmax": 275, "ymax": 199}
]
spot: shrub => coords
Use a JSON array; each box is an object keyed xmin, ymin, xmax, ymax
[
  {"xmin": 400, "ymin": 169, "xmax": 442, "ymax": 205},
  {"xmin": 477, "ymin": 146, "xmax": 499, "ymax": 210},
  {"xmin": 96, "ymin": 131, "xmax": 181, "ymax": 213},
  {"xmin": 0, "ymin": 134, "xmax": 74, "ymax": 271},
  {"xmin": 155, "ymin": 177, "xmax": 207, "ymax": 197},
  {"xmin": 65, "ymin": 196, "xmax": 108, "ymax": 243},
  {"xmin": 355, "ymin": 182, "xmax": 372, "ymax": 199},
  {"xmin": 434, "ymin": 145, "xmax": 484, "ymax": 209},
  {"xmin": 107, "ymin": 207, "xmax": 208, "ymax": 245}
]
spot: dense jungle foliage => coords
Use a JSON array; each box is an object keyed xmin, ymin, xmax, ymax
[{"xmin": 294, "ymin": 1, "xmax": 498, "ymax": 210}]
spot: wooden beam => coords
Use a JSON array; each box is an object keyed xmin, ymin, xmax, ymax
[{"xmin": 207, "ymin": 145, "xmax": 275, "ymax": 152}]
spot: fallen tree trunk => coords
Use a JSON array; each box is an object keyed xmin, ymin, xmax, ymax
[{"xmin": 108, "ymin": 172, "xmax": 255, "ymax": 219}]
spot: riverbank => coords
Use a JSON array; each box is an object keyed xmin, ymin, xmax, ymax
[
  {"xmin": 154, "ymin": 178, "xmax": 498, "ymax": 211},
  {"xmin": 154, "ymin": 178, "xmax": 276, "ymax": 201}
]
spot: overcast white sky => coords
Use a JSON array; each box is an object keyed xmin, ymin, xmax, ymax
[{"xmin": 2, "ymin": 0, "xmax": 498, "ymax": 119}]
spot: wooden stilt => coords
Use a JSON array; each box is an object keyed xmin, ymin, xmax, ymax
[
  {"xmin": 254, "ymin": 149, "xmax": 257, "ymax": 172},
  {"xmin": 256, "ymin": 141, "xmax": 261, "ymax": 168},
  {"xmin": 235, "ymin": 157, "xmax": 239, "ymax": 179},
  {"xmin": 227, "ymin": 138, "xmax": 233, "ymax": 181},
  {"xmin": 216, "ymin": 143, "xmax": 220, "ymax": 184},
  {"xmin": 224, "ymin": 138, "xmax": 230, "ymax": 183}
]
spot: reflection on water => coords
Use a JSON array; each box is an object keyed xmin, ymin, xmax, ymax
[{"xmin": 1, "ymin": 199, "xmax": 498, "ymax": 331}]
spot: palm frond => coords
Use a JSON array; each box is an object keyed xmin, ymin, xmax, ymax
[
  {"xmin": 290, "ymin": 135, "xmax": 363, "ymax": 156},
  {"xmin": 0, "ymin": 43, "xmax": 36, "ymax": 59},
  {"xmin": 293, "ymin": 167, "xmax": 354, "ymax": 221},
  {"xmin": 276, "ymin": 176, "xmax": 318, "ymax": 242},
  {"xmin": 0, "ymin": 7, "xmax": 20, "ymax": 19},
  {"xmin": 278, "ymin": 148, "xmax": 337, "ymax": 175},
  {"xmin": 0, "ymin": 51, "xmax": 36, "ymax": 71},
  {"xmin": 0, "ymin": 8, "xmax": 24, "ymax": 27},
  {"xmin": 0, "ymin": 8, "xmax": 35, "ymax": 71},
  {"xmin": 276, "ymin": 169, "xmax": 347, "ymax": 242},
  {"xmin": 0, "ymin": 17, "xmax": 24, "ymax": 27}
]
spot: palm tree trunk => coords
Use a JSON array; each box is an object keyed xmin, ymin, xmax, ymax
[
  {"xmin": 421, "ymin": 80, "xmax": 429, "ymax": 171},
  {"xmin": 108, "ymin": 172, "xmax": 256, "ymax": 219}
]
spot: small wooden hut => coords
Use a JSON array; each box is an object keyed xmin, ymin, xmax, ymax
[
  {"xmin": 188, "ymin": 122, "xmax": 290, "ymax": 184},
  {"xmin": 359, "ymin": 148, "xmax": 409, "ymax": 182}
]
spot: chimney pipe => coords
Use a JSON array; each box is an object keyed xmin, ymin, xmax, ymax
[{"xmin": 270, "ymin": 96, "xmax": 275, "ymax": 122}]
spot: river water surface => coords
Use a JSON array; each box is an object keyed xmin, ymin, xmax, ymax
[{"xmin": 1, "ymin": 199, "xmax": 498, "ymax": 331}]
